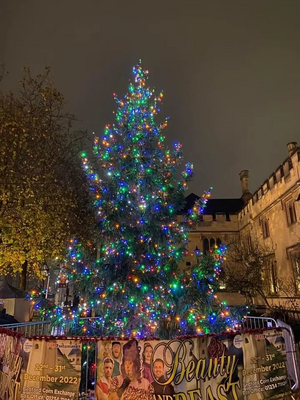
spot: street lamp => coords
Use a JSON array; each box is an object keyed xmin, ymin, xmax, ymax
[{"xmin": 41, "ymin": 263, "xmax": 50, "ymax": 299}]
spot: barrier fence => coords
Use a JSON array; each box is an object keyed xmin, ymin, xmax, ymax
[{"xmin": 0, "ymin": 319, "xmax": 298, "ymax": 400}]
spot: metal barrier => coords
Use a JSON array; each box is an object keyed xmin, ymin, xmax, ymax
[
  {"xmin": 1, "ymin": 316, "xmax": 300, "ymax": 393},
  {"xmin": 242, "ymin": 316, "xmax": 300, "ymax": 391},
  {"xmin": 241, "ymin": 315, "xmax": 277, "ymax": 330},
  {"xmin": 0, "ymin": 320, "xmax": 67, "ymax": 336}
]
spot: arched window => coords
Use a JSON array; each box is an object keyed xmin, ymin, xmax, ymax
[
  {"xmin": 203, "ymin": 237, "xmax": 223, "ymax": 254},
  {"xmin": 203, "ymin": 238, "xmax": 209, "ymax": 255}
]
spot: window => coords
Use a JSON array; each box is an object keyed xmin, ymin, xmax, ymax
[
  {"xmin": 264, "ymin": 256, "xmax": 278, "ymax": 294},
  {"xmin": 285, "ymin": 200, "xmax": 296, "ymax": 226},
  {"xmin": 290, "ymin": 251, "xmax": 300, "ymax": 291},
  {"xmin": 203, "ymin": 238, "xmax": 209, "ymax": 254},
  {"xmin": 203, "ymin": 237, "xmax": 222, "ymax": 255},
  {"xmin": 218, "ymin": 269, "xmax": 226, "ymax": 290},
  {"xmin": 262, "ymin": 219, "xmax": 270, "ymax": 239},
  {"xmin": 269, "ymin": 262, "xmax": 278, "ymax": 294},
  {"xmin": 186, "ymin": 261, "xmax": 191, "ymax": 266}
]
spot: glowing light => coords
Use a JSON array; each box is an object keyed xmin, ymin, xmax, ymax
[{"xmin": 33, "ymin": 62, "xmax": 242, "ymax": 338}]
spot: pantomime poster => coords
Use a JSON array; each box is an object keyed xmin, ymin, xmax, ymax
[
  {"xmin": 96, "ymin": 330, "xmax": 291, "ymax": 400},
  {"xmin": 0, "ymin": 334, "xmax": 82, "ymax": 400},
  {"xmin": 0, "ymin": 329, "xmax": 291, "ymax": 400}
]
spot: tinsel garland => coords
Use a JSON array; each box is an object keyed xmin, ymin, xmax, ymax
[{"xmin": 0, "ymin": 327, "xmax": 283, "ymax": 341}]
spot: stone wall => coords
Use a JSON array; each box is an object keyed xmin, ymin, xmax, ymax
[{"xmin": 238, "ymin": 146, "xmax": 300, "ymax": 298}]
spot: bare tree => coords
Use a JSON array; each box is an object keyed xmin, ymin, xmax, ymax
[
  {"xmin": 224, "ymin": 234, "xmax": 300, "ymax": 323},
  {"xmin": 269, "ymin": 270, "xmax": 300, "ymax": 321},
  {"xmin": 224, "ymin": 234, "xmax": 275, "ymax": 308}
]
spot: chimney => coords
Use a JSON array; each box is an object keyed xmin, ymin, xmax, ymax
[
  {"xmin": 287, "ymin": 142, "xmax": 298, "ymax": 157},
  {"xmin": 239, "ymin": 170, "xmax": 252, "ymax": 204}
]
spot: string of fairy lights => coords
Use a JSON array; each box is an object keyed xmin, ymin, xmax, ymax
[
  {"xmin": 29, "ymin": 62, "xmax": 241, "ymax": 337},
  {"xmin": 29, "ymin": 243, "xmax": 238, "ymax": 336}
]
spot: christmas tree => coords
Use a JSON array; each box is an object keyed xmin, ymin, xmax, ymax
[
  {"xmin": 64, "ymin": 239, "xmax": 236, "ymax": 338},
  {"xmin": 33, "ymin": 62, "xmax": 239, "ymax": 338}
]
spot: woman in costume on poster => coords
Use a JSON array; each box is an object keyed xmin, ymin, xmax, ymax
[
  {"xmin": 142, "ymin": 343, "xmax": 154, "ymax": 383},
  {"xmin": 108, "ymin": 339, "xmax": 153, "ymax": 400}
]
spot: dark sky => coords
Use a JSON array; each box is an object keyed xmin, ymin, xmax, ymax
[{"xmin": 1, "ymin": 1, "xmax": 300, "ymax": 198}]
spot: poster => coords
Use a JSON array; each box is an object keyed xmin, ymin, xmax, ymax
[
  {"xmin": 0, "ymin": 334, "xmax": 28, "ymax": 400},
  {"xmin": 95, "ymin": 330, "xmax": 291, "ymax": 400},
  {"xmin": 0, "ymin": 328, "xmax": 291, "ymax": 400},
  {"xmin": 0, "ymin": 334, "xmax": 82, "ymax": 400}
]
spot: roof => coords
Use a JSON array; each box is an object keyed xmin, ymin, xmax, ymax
[
  {"xmin": 179, "ymin": 193, "xmax": 244, "ymax": 215},
  {"xmin": 68, "ymin": 348, "xmax": 81, "ymax": 356},
  {"xmin": 204, "ymin": 198, "xmax": 244, "ymax": 214},
  {"xmin": 179, "ymin": 193, "xmax": 200, "ymax": 214},
  {"xmin": 0, "ymin": 279, "xmax": 26, "ymax": 299},
  {"xmin": 275, "ymin": 336, "xmax": 284, "ymax": 343}
]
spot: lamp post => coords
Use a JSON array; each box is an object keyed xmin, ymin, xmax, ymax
[{"xmin": 41, "ymin": 263, "xmax": 50, "ymax": 299}]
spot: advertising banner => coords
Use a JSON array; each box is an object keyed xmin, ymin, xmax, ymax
[
  {"xmin": 96, "ymin": 330, "xmax": 291, "ymax": 400},
  {"xmin": 0, "ymin": 335, "xmax": 82, "ymax": 400},
  {"xmin": 0, "ymin": 334, "xmax": 27, "ymax": 400}
]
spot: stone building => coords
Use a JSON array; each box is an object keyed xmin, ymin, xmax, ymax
[
  {"xmin": 238, "ymin": 142, "xmax": 300, "ymax": 308},
  {"xmin": 182, "ymin": 142, "xmax": 300, "ymax": 309}
]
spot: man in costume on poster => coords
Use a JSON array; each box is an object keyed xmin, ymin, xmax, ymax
[
  {"xmin": 151, "ymin": 359, "xmax": 175, "ymax": 396},
  {"xmin": 112, "ymin": 342, "xmax": 122, "ymax": 377},
  {"xmin": 96, "ymin": 358, "xmax": 114, "ymax": 400}
]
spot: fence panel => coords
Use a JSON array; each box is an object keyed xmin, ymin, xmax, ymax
[{"xmin": 241, "ymin": 316, "xmax": 299, "ymax": 391}]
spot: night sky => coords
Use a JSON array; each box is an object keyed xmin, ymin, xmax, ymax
[{"xmin": 1, "ymin": 1, "xmax": 300, "ymax": 198}]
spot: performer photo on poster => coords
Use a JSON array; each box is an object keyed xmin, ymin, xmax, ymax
[
  {"xmin": 141, "ymin": 343, "xmax": 154, "ymax": 383},
  {"xmin": 151, "ymin": 358, "xmax": 175, "ymax": 396},
  {"xmin": 97, "ymin": 339, "xmax": 154, "ymax": 400},
  {"xmin": 0, "ymin": 335, "xmax": 30, "ymax": 400},
  {"xmin": 110, "ymin": 339, "xmax": 153, "ymax": 400},
  {"xmin": 111, "ymin": 342, "xmax": 122, "ymax": 377},
  {"xmin": 96, "ymin": 331, "xmax": 291, "ymax": 400},
  {"xmin": 96, "ymin": 357, "xmax": 114, "ymax": 400}
]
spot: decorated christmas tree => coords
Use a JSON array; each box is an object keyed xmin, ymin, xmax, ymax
[{"xmin": 33, "ymin": 62, "xmax": 240, "ymax": 338}]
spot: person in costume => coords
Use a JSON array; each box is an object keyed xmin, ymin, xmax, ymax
[
  {"xmin": 151, "ymin": 359, "xmax": 175, "ymax": 396},
  {"xmin": 111, "ymin": 341, "xmax": 122, "ymax": 377},
  {"xmin": 109, "ymin": 339, "xmax": 153, "ymax": 400},
  {"xmin": 142, "ymin": 343, "xmax": 154, "ymax": 383},
  {"xmin": 96, "ymin": 358, "xmax": 114, "ymax": 400}
]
